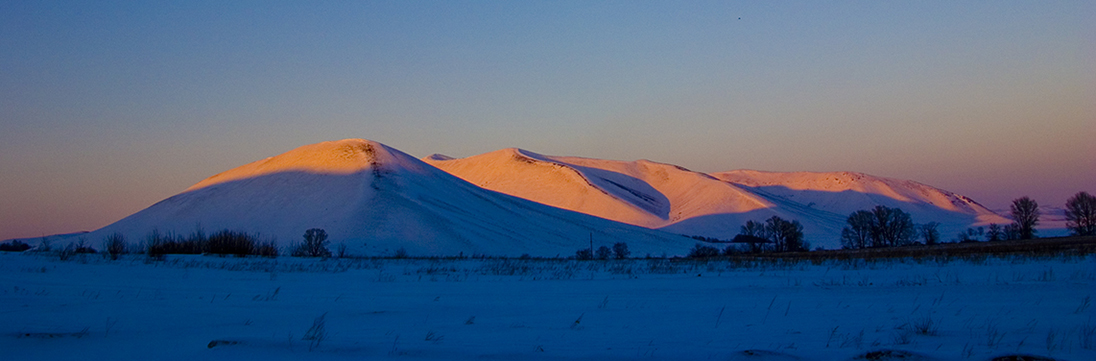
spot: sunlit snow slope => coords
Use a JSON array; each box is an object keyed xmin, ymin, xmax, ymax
[
  {"xmin": 426, "ymin": 151, "xmax": 1009, "ymax": 248},
  {"xmin": 711, "ymin": 170, "xmax": 1008, "ymax": 225},
  {"xmin": 89, "ymin": 139, "xmax": 690, "ymax": 257}
]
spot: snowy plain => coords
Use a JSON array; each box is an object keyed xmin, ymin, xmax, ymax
[{"xmin": 2, "ymin": 252, "xmax": 1093, "ymax": 361}]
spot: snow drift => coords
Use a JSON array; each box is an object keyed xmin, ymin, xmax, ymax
[{"xmin": 87, "ymin": 139, "xmax": 691, "ymax": 257}]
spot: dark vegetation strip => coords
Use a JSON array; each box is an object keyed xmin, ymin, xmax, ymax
[{"xmin": 723, "ymin": 236, "xmax": 1096, "ymax": 262}]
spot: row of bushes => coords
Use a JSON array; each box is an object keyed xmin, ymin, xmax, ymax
[
  {"xmin": 0, "ymin": 228, "xmax": 334, "ymax": 260},
  {"xmin": 144, "ymin": 229, "xmax": 278, "ymax": 258},
  {"xmin": 574, "ymin": 242, "xmax": 630, "ymax": 260}
]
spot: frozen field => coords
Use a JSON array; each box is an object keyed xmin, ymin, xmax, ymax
[{"xmin": 1, "ymin": 252, "xmax": 1093, "ymax": 360}]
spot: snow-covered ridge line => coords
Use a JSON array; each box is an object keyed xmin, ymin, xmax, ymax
[
  {"xmin": 426, "ymin": 148, "xmax": 1011, "ymax": 248},
  {"xmin": 77, "ymin": 139, "xmax": 691, "ymax": 257},
  {"xmin": 13, "ymin": 138, "xmax": 1013, "ymax": 252}
]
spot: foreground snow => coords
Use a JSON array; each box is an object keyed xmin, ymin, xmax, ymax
[{"xmin": 1, "ymin": 253, "xmax": 1093, "ymax": 360}]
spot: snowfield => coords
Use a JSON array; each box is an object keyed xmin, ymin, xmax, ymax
[{"xmin": 2, "ymin": 252, "xmax": 1093, "ymax": 361}]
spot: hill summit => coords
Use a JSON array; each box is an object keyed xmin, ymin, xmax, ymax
[{"xmin": 88, "ymin": 139, "xmax": 689, "ymax": 257}]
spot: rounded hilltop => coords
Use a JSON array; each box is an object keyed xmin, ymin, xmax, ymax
[{"xmin": 187, "ymin": 139, "xmax": 426, "ymax": 191}]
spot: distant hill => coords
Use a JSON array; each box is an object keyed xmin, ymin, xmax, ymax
[
  {"xmin": 426, "ymin": 150, "xmax": 1010, "ymax": 248},
  {"xmin": 80, "ymin": 139, "xmax": 691, "ymax": 257}
]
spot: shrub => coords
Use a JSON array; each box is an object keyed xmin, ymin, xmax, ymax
[
  {"xmin": 688, "ymin": 244, "xmax": 720, "ymax": 258},
  {"xmin": 722, "ymin": 244, "xmax": 749, "ymax": 255},
  {"xmin": 611, "ymin": 242, "xmax": 630, "ymax": 259},
  {"xmin": 207, "ymin": 230, "xmax": 257, "ymax": 257},
  {"xmin": 595, "ymin": 245, "xmax": 612, "ymax": 260},
  {"xmin": 575, "ymin": 248, "xmax": 593, "ymax": 260},
  {"xmin": 146, "ymin": 230, "xmax": 209, "ymax": 258},
  {"xmin": 59, "ymin": 238, "xmax": 96, "ymax": 261},
  {"xmin": 292, "ymin": 228, "xmax": 330, "ymax": 258},
  {"xmin": 73, "ymin": 237, "xmax": 96, "ymax": 253},
  {"xmin": 393, "ymin": 247, "xmax": 408, "ymax": 259},
  {"xmin": 0, "ymin": 240, "xmax": 31, "ymax": 252},
  {"xmin": 255, "ymin": 241, "xmax": 279, "ymax": 258},
  {"xmin": 103, "ymin": 233, "xmax": 128, "ymax": 260}
]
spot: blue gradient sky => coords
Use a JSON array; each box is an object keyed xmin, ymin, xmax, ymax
[{"xmin": 2, "ymin": 1, "xmax": 1093, "ymax": 240}]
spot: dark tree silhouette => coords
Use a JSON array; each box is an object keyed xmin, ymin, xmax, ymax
[
  {"xmin": 687, "ymin": 243, "xmax": 721, "ymax": 258},
  {"xmin": 575, "ymin": 248, "xmax": 593, "ymax": 260},
  {"xmin": 294, "ymin": 228, "xmax": 331, "ymax": 257},
  {"xmin": 0, "ymin": 240, "xmax": 31, "ymax": 252},
  {"xmin": 731, "ymin": 234, "xmax": 769, "ymax": 253},
  {"xmin": 985, "ymin": 224, "xmax": 1003, "ymax": 242},
  {"xmin": 843, "ymin": 206, "xmax": 915, "ymax": 248},
  {"xmin": 870, "ymin": 206, "xmax": 916, "ymax": 247},
  {"xmin": 765, "ymin": 216, "xmax": 806, "ymax": 252},
  {"xmin": 103, "ymin": 232, "xmax": 127, "ymax": 260},
  {"xmin": 740, "ymin": 220, "xmax": 767, "ymax": 239},
  {"xmin": 1009, "ymin": 197, "xmax": 1040, "ymax": 240},
  {"xmin": 841, "ymin": 210, "xmax": 873, "ymax": 249},
  {"xmin": 1065, "ymin": 191, "xmax": 1096, "ymax": 236},
  {"xmin": 739, "ymin": 220, "xmax": 770, "ymax": 252},
  {"xmin": 1003, "ymin": 224, "xmax": 1021, "ymax": 240},
  {"xmin": 595, "ymin": 245, "xmax": 612, "ymax": 260},
  {"xmin": 919, "ymin": 222, "xmax": 940, "ymax": 245},
  {"xmin": 611, "ymin": 242, "xmax": 630, "ymax": 259}
]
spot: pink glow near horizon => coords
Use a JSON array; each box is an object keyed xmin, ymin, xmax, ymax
[{"xmin": 1, "ymin": 1, "xmax": 1093, "ymax": 240}]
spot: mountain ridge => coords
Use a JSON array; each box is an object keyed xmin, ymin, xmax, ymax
[
  {"xmin": 80, "ymin": 139, "xmax": 692, "ymax": 256},
  {"xmin": 426, "ymin": 149, "xmax": 1010, "ymax": 248}
]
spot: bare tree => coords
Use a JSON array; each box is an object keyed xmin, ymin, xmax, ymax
[
  {"xmin": 740, "ymin": 220, "xmax": 767, "ymax": 239},
  {"xmin": 985, "ymin": 224, "xmax": 1003, "ymax": 242},
  {"xmin": 1002, "ymin": 223, "xmax": 1021, "ymax": 240},
  {"xmin": 765, "ymin": 216, "xmax": 805, "ymax": 252},
  {"xmin": 1009, "ymin": 197, "xmax": 1040, "ymax": 240},
  {"xmin": 919, "ymin": 222, "xmax": 940, "ymax": 245},
  {"xmin": 841, "ymin": 210, "xmax": 873, "ymax": 249},
  {"xmin": 611, "ymin": 242, "xmax": 630, "ymax": 259},
  {"xmin": 688, "ymin": 243, "xmax": 720, "ymax": 258},
  {"xmin": 294, "ymin": 228, "xmax": 331, "ymax": 257},
  {"xmin": 1065, "ymin": 191, "xmax": 1096, "ymax": 236},
  {"xmin": 870, "ymin": 206, "xmax": 916, "ymax": 247},
  {"xmin": 740, "ymin": 220, "xmax": 770, "ymax": 252},
  {"xmin": 595, "ymin": 245, "xmax": 612, "ymax": 260}
]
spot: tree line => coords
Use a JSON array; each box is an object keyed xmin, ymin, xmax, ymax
[
  {"xmin": 675, "ymin": 190, "xmax": 1095, "ymax": 257},
  {"xmin": 839, "ymin": 191, "xmax": 1096, "ymax": 250}
]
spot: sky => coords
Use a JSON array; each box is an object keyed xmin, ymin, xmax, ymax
[{"xmin": 1, "ymin": 1, "xmax": 1093, "ymax": 240}]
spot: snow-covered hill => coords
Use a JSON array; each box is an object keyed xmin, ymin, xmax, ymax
[
  {"xmin": 86, "ymin": 139, "xmax": 691, "ymax": 257},
  {"xmin": 426, "ymin": 151, "xmax": 1010, "ymax": 248}
]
